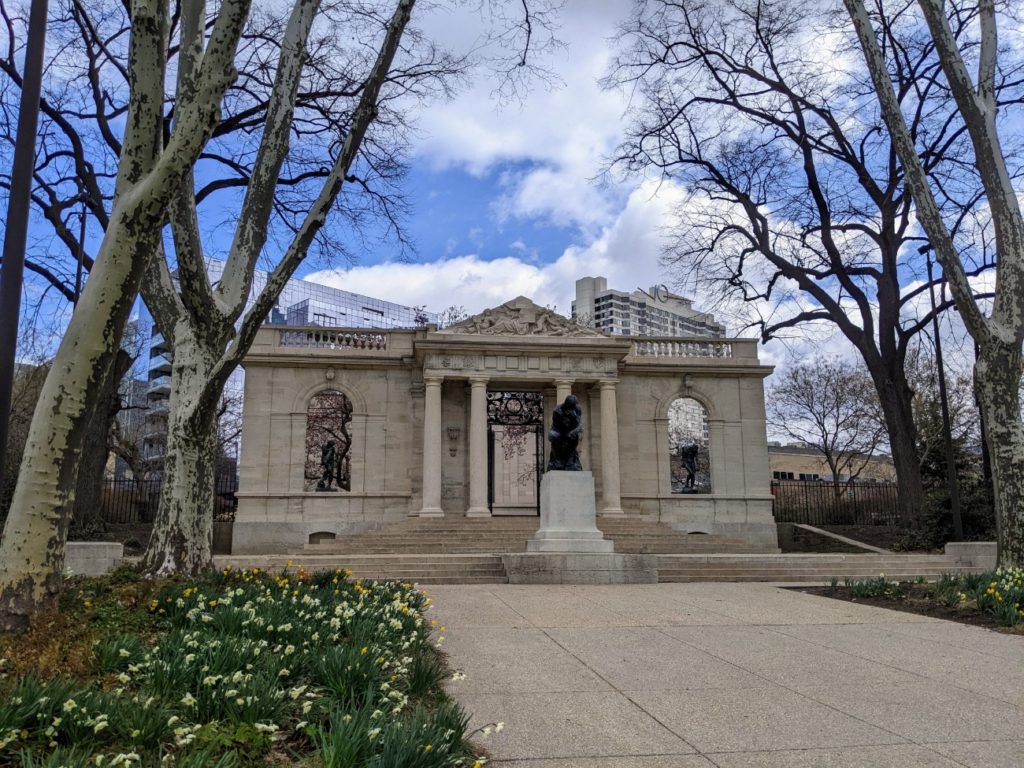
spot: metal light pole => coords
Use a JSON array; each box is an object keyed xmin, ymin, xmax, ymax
[
  {"xmin": 0, "ymin": 0, "xmax": 49, "ymax": 486},
  {"xmin": 74, "ymin": 194, "xmax": 87, "ymax": 305},
  {"xmin": 923, "ymin": 247, "xmax": 964, "ymax": 540}
]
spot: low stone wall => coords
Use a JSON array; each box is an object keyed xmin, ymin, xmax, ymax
[
  {"xmin": 944, "ymin": 542, "xmax": 997, "ymax": 570},
  {"xmin": 65, "ymin": 542, "xmax": 124, "ymax": 577},
  {"xmin": 502, "ymin": 553, "xmax": 657, "ymax": 584}
]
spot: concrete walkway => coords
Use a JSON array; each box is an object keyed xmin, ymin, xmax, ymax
[{"xmin": 428, "ymin": 583, "xmax": 1024, "ymax": 767}]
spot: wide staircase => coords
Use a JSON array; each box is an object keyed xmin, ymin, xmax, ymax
[{"xmin": 216, "ymin": 516, "xmax": 984, "ymax": 584}]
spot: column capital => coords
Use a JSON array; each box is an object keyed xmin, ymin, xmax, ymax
[
  {"xmin": 598, "ymin": 379, "xmax": 618, "ymax": 391},
  {"xmin": 423, "ymin": 375, "xmax": 444, "ymax": 387},
  {"xmin": 467, "ymin": 375, "xmax": 490, "ymax": 387},
  {"xmin": 553, "ymin": 377, "xmax": 575, "ymax": 385}
]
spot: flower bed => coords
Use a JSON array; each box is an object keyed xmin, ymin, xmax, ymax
[
  {"xmin": 0, "ymin": 566, "xmax": 492, "ymax": 767},
  {"xmin": 799, "ymin": 567, "xmax": 1024, "ymax": 633}
]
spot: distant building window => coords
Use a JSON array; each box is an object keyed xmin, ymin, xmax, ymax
[
  {"xmin": 798, "ymin": 473, "xmax": 820, "ymax": 481},
  {"xmin": 312, "ymin": 313, "xmax": 337, "ymax": 327},
  {"xmin": 773, "ymin": 471, "xmax": 795, "ymax": 480}
]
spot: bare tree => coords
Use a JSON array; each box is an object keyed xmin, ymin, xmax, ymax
[
  {"xmin": 605, "ymin": 0, "xmax": 1022, "ymax": 524},
  {"xmin": 436, "ymin": 304, "xmax": 470, "ymax": 328},
  {"xmin": 139, "ymin": 0, "xmax": 427, "ymax": 576},
  {"xmin": 768, "ymin": 358, "xmax": 887, "ymax": 496},
  {"xmin": 844, "ymin": 0, "xmax": 1024, "ymax": 565},
  {"xmin": 0, "ymin": 0, "xmax": 253, "ymax": 630}
]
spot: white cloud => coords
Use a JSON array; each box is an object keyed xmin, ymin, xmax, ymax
[
  {"xmin": 413, "ymin": 0, "xmax": 632, "ymax": 232},
  {"xmin": 305, "ymin": 179, "xmax": 691, "ymax": 316}
]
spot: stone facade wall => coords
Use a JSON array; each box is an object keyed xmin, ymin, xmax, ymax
[
  {"xmin": 235, "ymin": 336, "xmax": 420, "ymax": 552},
  {"xmin": 614, "ymin": 369, "xmax": 776, "ymax": 548},
  {"xmin": 234, "ymin": 302, "xmax": 778, "ymax": 553}
]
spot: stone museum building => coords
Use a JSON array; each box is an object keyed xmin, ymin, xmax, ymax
[{"xmin": 233, "ymin": 296, "xmax": 777, "ymax": 553}]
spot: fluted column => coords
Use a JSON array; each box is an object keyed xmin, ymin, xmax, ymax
[
  {"xmin": 466, "ymin": 377, "xmax": 491, "ymax": 517},
  {"xmin": 419, "ymin": 376, "xmax": 444, "ymax": 517},
  {"xmin": 599, "ymin": 380, "xmax": 624, "ymax": 515}
]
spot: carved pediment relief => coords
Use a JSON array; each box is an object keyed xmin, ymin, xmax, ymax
[{"xmin": 440, "ymin": 296, "xmax": 606, "ymax": 338}]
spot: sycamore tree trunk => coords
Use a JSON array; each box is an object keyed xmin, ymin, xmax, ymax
[
  {"xmin": 866, "ymin": 358, "xmax": 925, "ymax": 526},
  {"xmin": 141, "ymin": 331, "xmax": 222, "ymax": 576},
  {"xmin": 140, "ymin": 0, "xmax": 416, "ymax": 575},
  {"xmin": 71, "ymin": 349, "xmax": 133, "ymax": 535},
  {"xmin": 0, "ymin": 222, "xmax": 156, "ymax": 630},
  {"xmin": 844, "ymin": 0, "xmax": 1024, "ymax": 565},
  {"xmin": 976, "ymin": 344, "xmax": 1024, "ymax": 566}
]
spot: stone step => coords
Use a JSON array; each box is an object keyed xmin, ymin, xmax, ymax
[
  {"xmin": 303, "ymin": 538, "xmax": 756, "ymax": 548},
  {"xmin": 220, "ymin": 554, "xmax": 504, "ymax": 567},
  {"xmin": 654, "ymin": 552, "xmax": 982, "ymax": 583},
  {"xmin": 348, "ymin": 576, "xmax": 508, "ymax": 584},
  {"xmin": 658, "ymin": 567, "xmax": 973, "ymax": 576},
  {"xmin": 216, "ymin": 552, "xmax": 508, "ymax": 585}
]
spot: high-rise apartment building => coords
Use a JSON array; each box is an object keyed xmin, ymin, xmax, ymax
[{"xmin": 572, "ymin": 276, "xmax": 725, "ymax": 338}]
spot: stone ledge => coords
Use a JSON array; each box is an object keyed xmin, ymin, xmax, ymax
[
  {"xmin": 65, "ymin": 541, "xmax": 124, "ymax": 577},
  {"xmin": 502, "ymin": 553, "xmax": 657, "ymax": 584},
  {"xmin": 944, "ymin": 541, "xmax": 997, "ymax": 569}
]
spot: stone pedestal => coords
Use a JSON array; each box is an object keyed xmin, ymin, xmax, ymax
[
  {"xmin": 505, "ymin": 471, "xmax": 656, "ymax": 583},
  {"xmin": 528, "ymin": 471, "xmax": 613, "ymax": 553}
]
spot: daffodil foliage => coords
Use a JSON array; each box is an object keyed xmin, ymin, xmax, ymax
[{"xmin": 0, "ymin": 567, "xmax": 489, "ymax": 767}]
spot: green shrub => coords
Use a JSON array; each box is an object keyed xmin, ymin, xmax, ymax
[{"xmin": 845, "ymin": 575, "xmax": 909, "ymax": 600}]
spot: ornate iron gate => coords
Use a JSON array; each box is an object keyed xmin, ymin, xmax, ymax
[{"xmin": 486, "ymin": 391, "xmax": 544, "ymax": 515}]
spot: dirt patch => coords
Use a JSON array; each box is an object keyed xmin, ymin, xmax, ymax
[{"xmin": 794, "ymin": 584, "xmax": 1024, "ymax": 635}]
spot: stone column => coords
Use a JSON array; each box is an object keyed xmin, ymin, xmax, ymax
[
  {"xmin": 466, "ymin": 377, "xmax": 491, "ymax": 517},
  {"xmin": 599, "ymin": 380, "xmax": 624, "ymax": 515},
  {"xmin": 554, "ymin": 378, "xmax": 574, "ymax": 404},
  {"xmin": 419, "ymin": 376, "xmax": 444, "ymax": 517}
]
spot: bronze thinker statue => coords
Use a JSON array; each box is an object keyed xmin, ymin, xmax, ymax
[{"xmin": 548, "ymin": 394, "xmax": 583, "ymax": 471}]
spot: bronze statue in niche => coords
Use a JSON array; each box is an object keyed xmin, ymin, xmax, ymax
[{"xmin": 305, "ymin": 389, "xmax": 353, "ymax": 491}]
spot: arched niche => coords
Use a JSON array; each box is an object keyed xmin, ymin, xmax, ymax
[
  {"xmin": 667, "ymin": 397, "xmax": 712, "ymax": 494},
  {"xmin": 304, "ymin": 389, "xmax": 354, "ymax": 491}
]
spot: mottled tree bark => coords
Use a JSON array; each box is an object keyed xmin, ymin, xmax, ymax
[
  {"xmin": 141, "ymin": 330, "xmax": 220, "ymax": 575},
  {"xmin": 975, "ymin": 339, "xmax": 1024, "ymax": 564}
]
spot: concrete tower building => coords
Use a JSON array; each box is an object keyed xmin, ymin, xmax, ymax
[{"xmin": 571, "ymin": 276, "xmax": 725, "ymax": 338}]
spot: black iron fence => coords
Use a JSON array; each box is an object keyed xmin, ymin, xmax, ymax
[
  {"xmin": 94, "ymin": 475, "xmax": 239, "ymax": 525},
  {"xmin": 771, "ymin": 479, "xmax": 901, "ymax": 526}
]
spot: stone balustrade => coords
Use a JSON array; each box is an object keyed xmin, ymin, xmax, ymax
[
  {"xmin": 630, "ymin": 338, "xmax": 755, "ymax": 360},
  {"xmin": 278, "ymin": 328, "xmax": 389, "ymax": 352}
]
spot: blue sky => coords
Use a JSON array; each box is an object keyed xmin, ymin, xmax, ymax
[{"xmin": 297, "ymin": 0, "xmax": 693, "ymax": 325}]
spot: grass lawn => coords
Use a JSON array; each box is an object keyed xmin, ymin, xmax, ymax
[
  {"xmin": 797, "ymin": 567, "xmax": 1024, "ymax": 634},
  {"xmin": 0, "ymin": 565, "xmax": 492, "ymax": 767}
]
